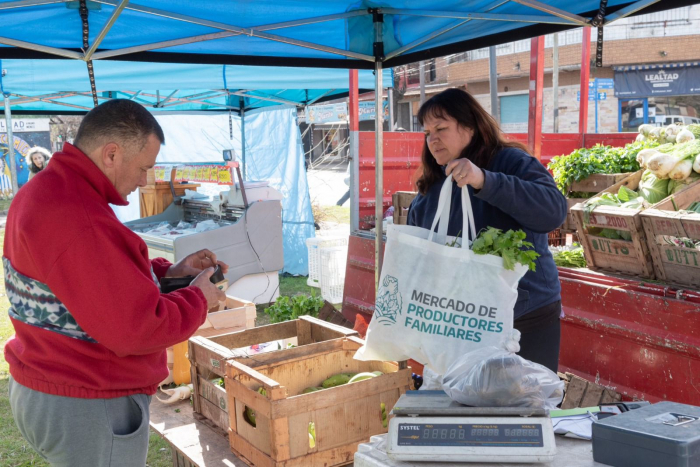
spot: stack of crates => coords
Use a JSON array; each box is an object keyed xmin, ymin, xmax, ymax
[{"xmin": 305, "ymin": 236, "xmax": 348, "ymax": 303}]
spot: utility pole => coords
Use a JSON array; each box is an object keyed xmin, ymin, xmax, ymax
[
  {"xmin": 489, "ymin": 46, "xmax": 499, "ymax": 123},
  {"xmin": 419, "ymin": 61, "xmax": 426, "ymax": 106},
  {"xmin": 553, "ymin": 33, "xmax": 560, "ymax": 133}
]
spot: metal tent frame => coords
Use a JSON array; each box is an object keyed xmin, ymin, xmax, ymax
[{"xmin": 0, "ymin": 0, "xmax": 691, "ymax": 286}]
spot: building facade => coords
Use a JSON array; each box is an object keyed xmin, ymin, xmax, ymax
[{"xmin": 394, "ymin": 5, "xmax": 700, "ymax": 134}]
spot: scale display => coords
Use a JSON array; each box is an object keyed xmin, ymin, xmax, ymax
[{"xmin": 397, "ymin": 423, "xmax": 544, "ymax": 448}]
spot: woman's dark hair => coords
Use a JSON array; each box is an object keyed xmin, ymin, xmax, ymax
[{"xmin": 416, "ymin": 88, "xmax": 528, "ymax": 194}]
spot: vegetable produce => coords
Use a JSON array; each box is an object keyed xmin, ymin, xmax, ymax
[
  {"xmin": 243, "ymin": 387, "xmax": 268, "ymax": 427},
  {"xmin": 471, "ymin": 227, "xmax": 540, "ymax": 272},
  {"xmin": 348, "ymin": 372, "xmax": 380, "ymax": 384},
  {"xmin": 693, "ymin": 154, "xmax": 700, "ymax": 174},
  {"xmin": 635, "ymin": 134, "xmax": 646, "ymax": 142},
  {"xmin": 637, "ymin": 170, "xmax": 669, "ymax": 204},
  {"xmin": 548, "ymin": 142, "xmax": 655, "ymax": 194},
  {"xmin": 309, "ymin": 422, "xmax": 316, "ymax": 448},
  {"xmin": 665, "ymin": 124, "xmax": 681, "ymax": 143},
  {"xmin": 264, "ymin": 293, "xmax": 324, "ymax": 323},
  {"xmin": 669, "ymin": 159, "xmax": 694, "ymax": 180},
  {"xmin": 381, "ymin": 402, "xmax": 388, "ymax": 428},
  {"xmin": 647, "ymin": 152, "xmax": 679, "ymax": 178},
  {"xmin": 677, "ymin": 128, "xmax": 695, "ymax": 144},
  {"xmin": 687, "ymin": 124, "xmax": 700, "ymax": 139},
  {"xmin": 638, "ymin": 124, "xmax": 654, "ymax": 136},
  {"xmin": 551, "ymin": 245, "xmax": 586, "ymax": 268},
  {"xmin": 636, "ymin": 148, "xmax": 660, "ymax": 169},
  {"xmin": 321, "ymin": 373, "xmax": 356, "ymax": 388},
  {"xmin": 668, "ymin": 173, "xmax": 700, "ymax": 195},
  {"xmin": 302, "ymin": 386, "xmax": 324, "ymax": 394}
]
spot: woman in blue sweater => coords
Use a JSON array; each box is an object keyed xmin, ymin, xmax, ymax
[{"xmin": 407, "ymin": 88, "xmax": 567, "ymax": 372}]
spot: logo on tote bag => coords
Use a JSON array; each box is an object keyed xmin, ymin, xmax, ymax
[{"xmin": 375, "ymin": 276, "xmax": 402, "ymax": 325}]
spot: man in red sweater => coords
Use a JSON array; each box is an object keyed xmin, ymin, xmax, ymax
[{"xmin": 4, "ymin": 99, "xmax": 226, "ymax": 466}]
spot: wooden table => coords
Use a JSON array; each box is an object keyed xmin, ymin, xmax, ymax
[
  {"xmin": 150, "ymin": 396, "xmax": 247, "ymax": 467},
  {"xmin": 151, "ymin": 397, "xmax": 603, "ymax": 467}
]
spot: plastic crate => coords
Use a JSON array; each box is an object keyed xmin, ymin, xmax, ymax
[
  {"xmin": 305, "ymin": 236, "xmax": 348, "ymax": 287},
  {"xmin": 320, "ymin": 245, "xmax": 348, "ymax": 304}
]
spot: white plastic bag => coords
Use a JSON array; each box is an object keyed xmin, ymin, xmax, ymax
[
  {"xmin": 441, "ymin": 346, "xmax": 565, "ymax": 409},
  {"xmin": 354, "ymin": 176, "xmax": 528, "ymax": 375}
]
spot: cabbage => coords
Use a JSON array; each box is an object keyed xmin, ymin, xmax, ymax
[{"xmin": 638, "ymin": 170, "xmax": 670, "ymax": 203}]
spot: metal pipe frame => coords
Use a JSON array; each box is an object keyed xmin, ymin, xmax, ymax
[
  {"xmin": 379, "ymin": 8, "xmax": 580, "ymax": 25},
  {"xmin": 3, "ymin": 95, "xmax": 19, "ymax": 195},
  {"xmin": 383, "ymin": 0, "xmax": 511, "ymax": 61},
  {"xmin": 155, "ymin": 89, "xmax": 180, "ymax": 107},
  {"xmin": 92, "ymin": 1, "xmax": 374, "ymax": 61},
  {"xmin": 84, "ymin": 0, "xmax": 130, "ymax": 61},
  {"xmin": 0, "ymin": 36, "xmax": 83, "ymax": 59},
  {"xmin": 373, "ymin": 17, "xmax": 384, "ymax": 290},
  {"xmin": 0, "ymin": 0, "xmax": 64, "ymax": 10},
  {"xmin": 307, "ymin": 89, "xmax": 337, "ymax": 105},
  {"xmin": 510, "ymin": 0, "xmax": 589, "ymax": 26},
  {"xmin": 604, "ymin": 0, "xmax": 661, "ymax": 24},
  {"xmin": 230, "ymin": 90, "xmax": 301, "ymax": 107},
  {"xmin": 9, "ymin": 92, "xmax": 79, "ymax": 105}
]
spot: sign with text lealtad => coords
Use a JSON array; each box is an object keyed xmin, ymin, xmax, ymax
[{"xmin": 154, "ymin": 164, "xmax": 234, "ymax": 185}]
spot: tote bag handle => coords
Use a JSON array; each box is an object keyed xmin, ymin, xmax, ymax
[{"xmin": 427, "ymin": 174, "xmax": 477, "ymax": 247}]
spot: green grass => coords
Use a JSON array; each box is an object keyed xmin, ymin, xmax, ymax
[
  {"xmin": 314, "ymin": 204, "xmax": 350, "ymax": 225},
  {"xmin": 0, "ymin": 229, "xmax": 317, "ymax": 466}
]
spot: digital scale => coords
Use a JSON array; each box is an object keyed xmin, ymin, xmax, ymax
[{"xmin": 385, "ymin": 391, "xmax": 556, "ymax": 464}]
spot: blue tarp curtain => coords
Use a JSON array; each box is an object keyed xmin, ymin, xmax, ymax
[{"xmin": 111, "ymin": 107, "xmax": 314, "ymax": 276}]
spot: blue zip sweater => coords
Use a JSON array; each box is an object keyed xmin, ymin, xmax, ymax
[{"xmin": 407, "ymin": 147, "xmax": 567, "ymax": 320}]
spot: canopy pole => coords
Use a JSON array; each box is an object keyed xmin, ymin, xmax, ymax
[
  {"xmin": 239, "ymin": 98, "xmax": 246, "ymax": 180},
  {"xmin": 372, "ymin": 8, "xmax": 384, "ymax": 291},
  {"xmin": 527, "ymin": 36, "xmax": 544, "ymax": 160},
  {"xmin": 3, "ymin": 94, "xmax": 19, "ymax": 196},
  {"xmin": 579, "ymin": 27, "xmax": 592, "ymax": 138},
  {"xmin": 349, "ymin": 70, "xmax": 360, "ymax": 232}
]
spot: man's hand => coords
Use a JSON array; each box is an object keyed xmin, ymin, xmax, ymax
[
  {"xmin": 191, "ymin": 268, "xmax": 226, "ymax": 310},
  {"xmin": 166, "ymin": 249, "xmax": 229, "ymax": 278}
]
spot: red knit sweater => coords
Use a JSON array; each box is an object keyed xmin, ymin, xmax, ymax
[{"xmin": 3, "ymin": 143, "xmax": 208, "ymax": 399}]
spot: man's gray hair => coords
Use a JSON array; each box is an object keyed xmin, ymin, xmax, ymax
[{"xmin": 74, "ymin": 99, "xmax": 165, "ymax": 154}]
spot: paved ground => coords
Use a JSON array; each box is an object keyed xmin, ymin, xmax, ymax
[{"xmin": 306, "ymin": 158, "xmax": 349, "ymax": 207}]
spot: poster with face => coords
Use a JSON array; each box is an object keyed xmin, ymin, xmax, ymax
[{"xmin": 0, "ymin": 131, "xmax": 51, "ymax": 188}]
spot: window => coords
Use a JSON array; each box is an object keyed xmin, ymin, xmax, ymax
[{"xmin": 500, "ymin": 95, "xmax": 529, "ymax": 133}]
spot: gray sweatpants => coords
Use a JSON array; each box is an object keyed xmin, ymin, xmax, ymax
[{"xmin": 8, "ymin": 376, "xmax": 152, "ymax": 467}]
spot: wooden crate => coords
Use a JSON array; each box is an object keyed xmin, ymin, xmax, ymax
[
  {"xmin": 196, "ymin": 295, "xmax": 257, "ymax": 339},
  {"xmin": 138, "ymin": 183, "xmax": 200, "ymax": 218},
  {"xmin": 641, "ymin": 181, "xmax": 700, "ymax": 289},
  {"xmin": 558, "ymin": 373, "xmax": 622, "ymax": 409},
  {"xmin": 562, "ymin": 173, "xmax": 630, "ymax": 231},
  {"xmin": 571, "ymin": 170, "xmax": 655, "ymax": 278},
  {"xmin": 187, "ymin": 316, "xmax": 359, "ymax": 435},
  {"xmin": 225, "ymin": 336, "xmax": 411, "ymax": 467},
  {"xmin": 392, "ymin": 191, "xmax": 417, "ymax": 225}
]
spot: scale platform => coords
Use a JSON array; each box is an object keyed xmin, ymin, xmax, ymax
[{"xmin": 384, "ymin": 391, "xmax": 556, "ymax": 464}]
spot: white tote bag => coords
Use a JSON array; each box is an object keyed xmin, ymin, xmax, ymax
[{"xmin": 354, "ymin": 175, "xmax": 529, "ymax": 375}]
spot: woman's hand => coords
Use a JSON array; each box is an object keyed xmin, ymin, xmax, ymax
[
  {"xmin": 445, "ymin": 158, "xmax": 485, "ymax": 189},
  {"xmin": 166, "ymin": 249, "xmax": 230, "ymax": 278}
]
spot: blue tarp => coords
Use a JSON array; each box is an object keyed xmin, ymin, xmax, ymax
[
  {"xmin": 0, "ymin": 1, "xmax": 690, "ymax": 69},
  {"xmin": 111, "ymin": 107, "xmax": 314, "ymax": 276},
  {"xmin": 0, "ymin": 60, "xmax": 392, "ymax": 112}
]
